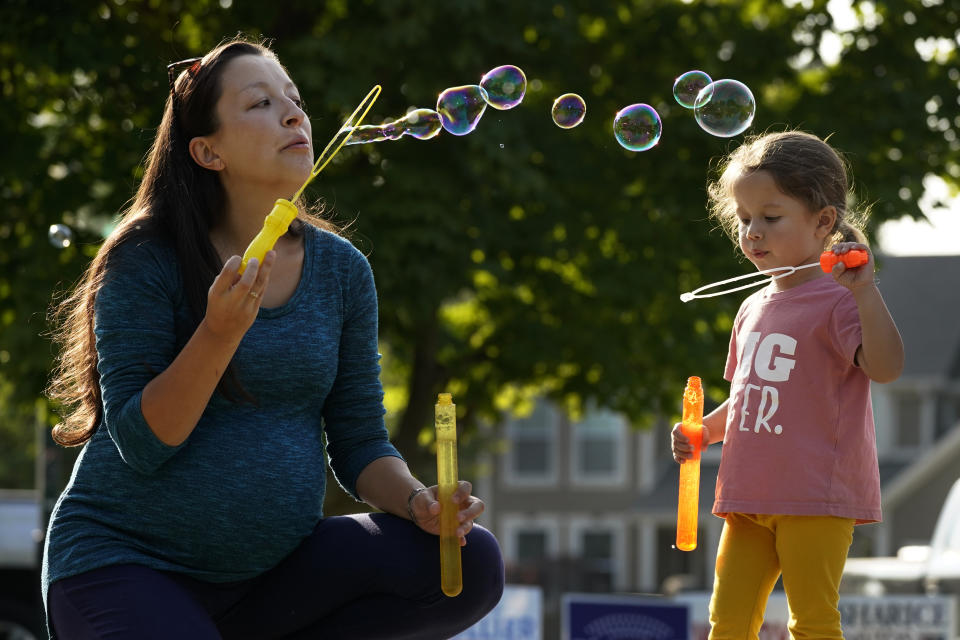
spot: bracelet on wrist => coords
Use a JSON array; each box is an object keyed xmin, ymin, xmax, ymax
[{"xmin": 406, "ymin": 487, "xmax": 427, "ymax": 524}]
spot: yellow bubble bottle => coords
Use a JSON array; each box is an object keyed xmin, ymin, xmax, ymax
[
  {"xmin": 238, "ymin": 199, "xmax": 298, "ymax": 273},
  {"xmin": 676, "ymin": 376, "xmax": 704, "ymax": 552},
  {"xmin": 435, "ymin": 393, "xmax": 463, "ymax": 597}
]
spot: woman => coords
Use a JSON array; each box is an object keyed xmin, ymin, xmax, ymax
[{"xmin": 44, "ymin": 36, "xmax": 504, "ymax": 639}]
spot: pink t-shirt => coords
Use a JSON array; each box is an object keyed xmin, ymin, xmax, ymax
[{"xmin": 714, "ymin": 275, "xmax": 881, "ymax": 524}]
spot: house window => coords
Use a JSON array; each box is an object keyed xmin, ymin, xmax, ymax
[
  {"xmin": 517, "ymin": 531, "xmax": 549, "ymax": 562},
  {"xmin": 656, "ymin": 523, "xmax": 708, "ymax": 593},
  {"xmin": 895, "ymin": 391, "xmax": 922, "ymax": 448},
  {"xmin": 504, "ymin": 401, "xmax": 559, "ymax": 486},
  {"xmin": 936, "ymin": 393, "xmax": 960, "ymax": 440},
  {"xmin": 501, "ymin": 515, "xmax": 560, "ymax": 569},
  {"xmin": 571, "ymin": 406, "xmax": 628, "ymax": 487},
  {"xmin": 570, "ymin": 517, "xmax": 627, "ymax": 591}
]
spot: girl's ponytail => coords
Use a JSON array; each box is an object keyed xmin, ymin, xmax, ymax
[
  {"xmin": 834, "ymin": 220, "xmax": 867, "ymax": 245},
  {"xmin": 829, "ymin": 200, "xmax": 870, "ymax": 247}
]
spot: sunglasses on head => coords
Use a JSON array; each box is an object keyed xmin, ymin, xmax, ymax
[{"xmin": 166, "ymin": 56, "xmax": 203, "ymax": 94}]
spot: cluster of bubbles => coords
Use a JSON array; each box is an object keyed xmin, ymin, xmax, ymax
[
  {"xmin": 345, "ymin": 65, "xmax": 755, "ymax": 155},
  {"xmin": 612, "ymin": 71, "xmax": 755, "ymax": 152},
  {"xmin": 676, "ymin": 71, "xmax": 756, "ymax": 139}
]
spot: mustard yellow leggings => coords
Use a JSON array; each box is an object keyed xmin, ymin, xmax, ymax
[{"xmin": 708, "ymin": 513, "xmax": 855, "ymax": 640}]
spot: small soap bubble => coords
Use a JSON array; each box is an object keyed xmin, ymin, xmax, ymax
[
  {"xmin": 613, "ymin": 103, "xmax": 662, "ymax": 152},
  {"xmin": 694, "ymin": 79, "xmax": 756, "ymax": 138},
  {"xmin": 436, "ymin": 85, "xmax": 489, "ymax": 136},
  {"xmin": 48, "ymin": 223, "xmax": 73, "ymax": 249},
  {"xmin": 551, "ymin": 93, "xmax": 586, "ymax": 129},
  {"xmin": 479, "ymin": 65, "xmax": 527, "ymax": 110},
  {"xmin": 673, "ymin": 70, "xmax": 712, "ymax": 109},
  {"xmin": 499, "ymin": 143, "xmax": 505, "ymax": 149},
  {"xmin": 402, "ymin": 108, "xmax": 442, "ymax": 140}
]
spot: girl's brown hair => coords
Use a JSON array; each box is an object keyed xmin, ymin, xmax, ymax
[
  {"xmin": 707, "ymin": 130, "xmax": 868, "ymax": 250},
  {"xmin": 47, "ymin": 35, "xmax": 336, "ymax": 446}
]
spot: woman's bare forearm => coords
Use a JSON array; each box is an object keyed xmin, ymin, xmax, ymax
[{"xmin": 140, "ymin": 319, "xmax": 242, "ymax": 446}]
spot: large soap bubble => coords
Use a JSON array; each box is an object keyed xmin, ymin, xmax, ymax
[
  {"xmin": 436, "ymin": 85, "xmax": 489, "ymax": 136},
  {"xmin": 693, "ymin": 79, "xmax": 755, "ymax": 138},
  {"xmin": 613, "ymin": 104, "xmax": 662, "ymax": 152},
  {"xmin": 479, "ymin": 65, "xmax": 527, "ymax": 110}
]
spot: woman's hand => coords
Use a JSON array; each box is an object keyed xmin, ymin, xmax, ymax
[
  {"xmin": 202, "ymin": 251, "xmax": 275, "ymax": 342},
  {"xmin": 671, "ymin": 422, "xmax": 711, "ymax": 464},
  {"xmin": 827, "ymin": 242, "xmax": 875, "ymax": 292},
  {"xmin": 408, "ymin": 480, "xmax": 485, "ymax": 546}
]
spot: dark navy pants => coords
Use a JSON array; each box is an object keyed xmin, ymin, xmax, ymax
[{"xmin": 48, "ymin": 513, "xmax": 504, "ymax": 639}]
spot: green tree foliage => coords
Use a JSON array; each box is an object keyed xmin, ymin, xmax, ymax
[{"xmin": 1, "ymin": 0, "xmax": 957, "ymax": 488}]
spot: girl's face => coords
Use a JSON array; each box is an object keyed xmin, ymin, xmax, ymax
[
  {"xmin": 197, "ymin": 54, "xmax": 313, "ymax": 198},
  {"xmin": 733, "ymin": 170, "xmax": 834, "ymax": 277}
]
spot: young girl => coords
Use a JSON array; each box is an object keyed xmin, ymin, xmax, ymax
[
  {"xmin": 43, "ymin": 37, "xmax": 503, "ymax": 639},
  {"xmin": 672, "ymin": 130, "xmax": 904, "ymax": 639}
]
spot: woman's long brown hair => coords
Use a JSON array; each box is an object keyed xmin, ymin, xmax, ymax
[{"xmin": 46, "ymin": 36, "xmax": 336, "ymax": 446}]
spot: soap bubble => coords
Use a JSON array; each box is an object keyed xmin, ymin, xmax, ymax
[
  {"xmin": 436, "ymin": 85, "xmax": 489, "ymax": 136},
  {"xmin": 480, "ymin": 65, "xmax": 527, "ymax": 110},
  {"xmin": 345, "ymin": 109, "xmax": 442, "ymax": 145},
  {"xmin": 694, "ymin": 79, "xmax": 755, "ymax": 138},
  {"xmin": 49, "ymin": 224, "xmax": 73, "ymax": 249},
  {"xmin": 613, "ymin": 104, "xmax": 662, "ymax": 152},
  {"xmin": 346, "ymin": 123, "xmax": 402, "ymax": 144},
  {"xmin": 402, "ymin": 108, "xmax": 442, "ymax": 140},
  {"xmin": 551, "ymin": 93, "xmax": 586, "ymax": 129},
  {"xmin": 673, "ymin": 70, "xmax": 712, "ymax": 109}
]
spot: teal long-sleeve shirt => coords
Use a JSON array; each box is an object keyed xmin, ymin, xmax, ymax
[{"xmin": 43, "ymin": 222, "xmax": 400, "ymax": 601}]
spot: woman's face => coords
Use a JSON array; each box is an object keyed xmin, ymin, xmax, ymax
[{"xmin": 198, "ymin": 54, "xmax": 313, "ymax": 197}]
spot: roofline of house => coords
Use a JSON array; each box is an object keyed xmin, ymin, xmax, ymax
[
  {"xmin": 883, "ymin": 423, "xmax": 960, "ymax": 510},
  {"xmin": 888, "ymin": 375, "xmax": 960, "ymax": 387}
]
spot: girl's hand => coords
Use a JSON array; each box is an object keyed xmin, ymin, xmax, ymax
[
  {"xmin": 672, "ymin": 422, "xmax": 710, "ymax": 464},
  {"xmin": 408, "ymin": 480, "xmax": 485, "ymax": 546},
  {"xmin": 203, "ymin": 251, "xmax": 276, "ymax": 342},
  {"xmin": 827, "ymin": 242, "xmax": 875, "ymax": 291}
]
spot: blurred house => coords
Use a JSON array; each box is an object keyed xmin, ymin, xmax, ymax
[
  {"xmin": 478, "ymin": 254, "xmax": 960, "ymax": 619},
  {"xmin": 855, "ymin": 255, "xmax": 960, "ymax": 558}
]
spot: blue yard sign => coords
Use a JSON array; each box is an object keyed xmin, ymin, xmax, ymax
[
  {"xmin": 453, "ymin": 585, "xmax": 543, "ymax": 640},
  {"xmin": 563, "ymin": 593, "xmax": 690, "ymax": 640}
]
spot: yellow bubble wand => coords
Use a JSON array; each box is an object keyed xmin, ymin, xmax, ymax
[
  {"xmin": 435, "ymin": 393, "xmax": 463, "ymax": 597},
  {"xmin": 238, "ymin": 84, "xmax": 382, "ymax": 273}
]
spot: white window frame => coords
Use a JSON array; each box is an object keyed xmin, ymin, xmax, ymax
[
  {"xmin": 637, "ymin": 429, "xmax": 657, "ymax": 493},
  {"xmin": 503, "ymin": 400, "xmax": 560, "ymax": 487},
  {"xmin": 570, "ymin": 406, "xmax": 629, "ymax": 488},
  {"xmin": 569, "ymin": 514, "xmax": 628, "ymax": 590}
]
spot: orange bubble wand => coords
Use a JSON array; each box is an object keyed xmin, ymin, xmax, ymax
[
  {"xmin": 676, "ymin": 376, "xmax": 704, "ymax": 552},
  {"xmin": 239, "ymin": 84, "xmax": 382, "ymax": 273}
]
